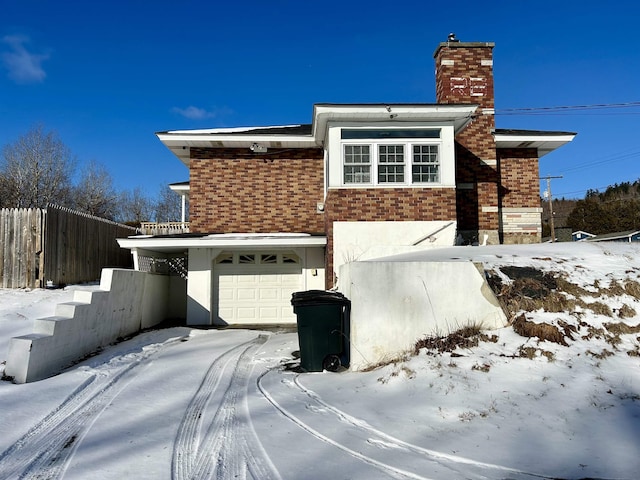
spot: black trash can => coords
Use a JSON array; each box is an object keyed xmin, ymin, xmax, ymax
[{"xmin": 291, "ymin": 290, "xmax": 350, "ymax": 372}]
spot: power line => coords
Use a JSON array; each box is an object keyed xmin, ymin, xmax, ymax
[{"xmin": 496, "ymin": 101, "xmax": 640, "ymax": 114}]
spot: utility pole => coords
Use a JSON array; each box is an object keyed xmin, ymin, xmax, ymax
[{"xmin": 541, "ymin": 175, "xmax": 563, "ymax": 242}]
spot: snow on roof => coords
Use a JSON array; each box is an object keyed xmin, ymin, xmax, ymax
[{"xmin": 162, "ymin": 124, "xmax": 309, "ymax": 135}]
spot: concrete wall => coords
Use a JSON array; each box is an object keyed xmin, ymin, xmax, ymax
[
  {"xmin": 332, "ymin": 221, "xmax": 456, "ymax": 275},
  {"xmin": 338, "ymin": 260, "xmax": 507, "ymax": 371},
  {"xmin": 5, "ymin": 268, "xmax": 170, "ymax": 383}
]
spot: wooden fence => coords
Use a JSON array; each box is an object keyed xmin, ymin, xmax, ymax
[{"xmin": 1, "ymin": 205, "xmax": 137, "ymax": 288}]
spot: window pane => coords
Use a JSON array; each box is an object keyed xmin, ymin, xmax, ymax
[
  {"xmin": 344, "ymin": 144, "xmax": 372, "ymax": 183},
  {"xmin": 238, "ymin": 254, "xmax": 255, "ymax": 264},
  {"xmin": 260, "ymin": 254, "xmax": 277, "ymax": 264},
  {"xmin": 412, "ymin": 145, "xmax": 439, "ymax": 183},
  {"xmin": 216, "ymin": 253, "xmax": 234, "ymax": 264},
  {"xmin": 342, "ymin": 129, "xmax": 441, "ymax": 139},
  {"xmin": 378, "ymin": 145, "xmax": 405, "ymax": 183}
]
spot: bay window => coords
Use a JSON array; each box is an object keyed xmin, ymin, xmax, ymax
[{"xmin": 342, "ymin": 137, "xmax": 440, "ymax": 186}]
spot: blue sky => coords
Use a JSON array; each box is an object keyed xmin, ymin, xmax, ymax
[{"xmin": 1, "ymin": 0, "xmax": 639, "ymax": 200}]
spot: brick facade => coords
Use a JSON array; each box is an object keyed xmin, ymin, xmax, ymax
[
  {"xmin": 189, "ymin": 147, "xmax": 325, "ymax": 234},
  {"xmin": 323, "ymin": 187, "xmax": 456, "ymax": 286},
  {"xmin": 498, "ymin": 148, "xmax": 542, "ymax": 244},
  {"xmin": 434, "ymin": 41, "xmax": 500, "ymax": 244},
  {"xmin": 498, "ymin": 148, "xmax": 540, "ymax": 209}
]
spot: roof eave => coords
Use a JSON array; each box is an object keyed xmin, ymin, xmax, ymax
[
  {"xmin": 493, "ymin": 132, "xmax": 577, "ymax": 157},
  {"xmin": 156, "ymin": 132, "xmax": 318, "ymax": 167},
  {"xmin": 118, "ymin": 234, "xmax": 327, "ymax": 254},
  {"xmin": 312, "ymin": 103, "xmax": 478, "ymax": 143}
]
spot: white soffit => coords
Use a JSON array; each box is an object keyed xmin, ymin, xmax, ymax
[
  {"xmin": 494, "ymin": 132, "xmax": 577, "ymax": 157},
  {"xmin": 117, "ymin": 234, "xmax": 327, "ymax": 254},
  {"xmin": 312, "ymin": 104, "xmax": 478, "ymax": 142},
  {"xmin": 156, "ymin": 126, "xmax": 317, "ymax": 167}
]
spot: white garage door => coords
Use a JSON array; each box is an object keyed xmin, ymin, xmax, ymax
[{"xmin": 213, "ymin": 252, "xmax": 303, "ymax": 325}]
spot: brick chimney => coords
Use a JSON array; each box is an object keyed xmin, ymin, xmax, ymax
[{"xmin": 434, "ymin": 35, "xmax": 499, "ymax": 245}]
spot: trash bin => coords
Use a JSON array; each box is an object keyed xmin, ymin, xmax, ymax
[{"xmin": 291, "ymin": 290, "xmax": 350, "ymax": 372}]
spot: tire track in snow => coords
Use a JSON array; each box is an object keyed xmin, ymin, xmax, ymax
[
  {"xmin": 172, "ymin": 334, "xmax": 281, "ymax": 480},
  {"xmin": 0, "ymin": 337, "xmax": 184, "ymax": 480},
  {"xmin": 258, "ymin": 369, "xmax": 552, "ymax": 480}
]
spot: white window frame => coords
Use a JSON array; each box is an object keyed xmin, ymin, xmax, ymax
[{"xmin": 341, "ymin": 140, "xmax": 441, "ymax": 186}]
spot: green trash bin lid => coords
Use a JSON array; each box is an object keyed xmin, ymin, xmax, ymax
[{"xmin": 291, "ymin": 290, "xmax": 350, "ymax": 307}]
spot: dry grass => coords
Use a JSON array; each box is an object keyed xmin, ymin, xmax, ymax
[
  {"xmin": 587, "ymin": 349, "xmax": 615, "ymax": 359},
  {"xmin": 414, "ymin": 324, "xmax": 489, "ymax": 355},
  {"xmin": 604, "ymin": 322, "xmax": 640, "ymax": 335},
  {"xmin": 361, "ymin": 353, "xmax": 411, "ymax": 372},
  {"xmin": 488, "ymin": 266, "xmax": 634, "ymax": 320},
  {"xmin": 512, "ymin": 314, "xmax": 575, "ymax": 346},
  {"xmin": 617, "ymin": 304, "xmax": 637, "ymax": 318},
  {"xmin": 517, "ymin": 345, "xmax": 555, "ymax": 362},
  {"xmin": 624, "ymin": 280, "xmax": 640, "ymax": 299},
  {"xmin": 471, "ymin": 363, "xmax": 491, "ymax": 372}
]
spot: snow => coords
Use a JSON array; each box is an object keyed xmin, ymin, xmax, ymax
[
  {"xmin": 1, "ymin": 242, "xmax": 640, "ymax": 479},
  {"xmin": 165, "ymin": 125, "xmax": 303, "ymax": 135}
]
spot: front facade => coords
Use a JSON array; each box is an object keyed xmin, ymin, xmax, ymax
[{"xmin": 119, "ymin": 38, "xmax": 576, "ymax": 326}]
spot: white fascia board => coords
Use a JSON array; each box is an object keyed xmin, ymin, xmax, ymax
[
  {"xmin": 169, "ymin": 183, "xmax": 189, "ymax": 192},
  {"xmin": 312, "ymin": 104, "xmax": 478, "ymax": 143},
  {"xmin": 494, "ymin": 133, "xmax": 576, "ymax": 157},
  {"xmin": 157, "ymin": 132, "xmax": 317, "ymax": 147},
  {"xmin": 156, "ymin": 131, "xmax": 318, "ymax": 167},
  {"xmin": 118, "ymin": 235, "xmax": 327, "ymax": 253}
]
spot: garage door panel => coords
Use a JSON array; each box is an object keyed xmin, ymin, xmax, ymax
[
  {"xmin": 237, "ymin": 307, "xmax": 258, "ymax": 320},
  {"xmin": 259, "ymin": 288, "xmax": 279, "ymax": 300},
  {"xmin": 218, "ymin": 286, "xmax": 236, "ymax": 300},
  {"xmin": 258, "ymin": 307, "xmax": 278, "ymax": 320},
  {"xmin": 237, "ymin": 288, "xmax": 258, "ymax": 301},
  {"xmin": 214, "ymin": 257, "xmax": 302, "ymax": 325},
  {"xmin": 237, "ymin": 274, "xmax": 259, "ymax": 285}
]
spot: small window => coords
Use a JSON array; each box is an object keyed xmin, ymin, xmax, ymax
[
  {"xmin": 412, "ymin": 145, "xmax": 439, "ymax": 183},
  {"xmin": 260, "ymin": 254, "xmax": 277, "ymax": 264},
  {"xmin": 282, "ymin": 254, "xmax": 299, "ymax": 264},
  {"xmin": 342, "ymin": 129, "xmax": 440, "ymax": 139},
  {"xmin": 344, "ymin": 145, "xmax": 371, "ymax": 184},
  {"xmin": 378, "ymin": 145, "xmax": 405, "ymax": 183},
  {"xmin": 238, "ymin": 254, "xmax": 256, "ymax": 264},
  {"xmin": 216, "ymin": 253, "xmax": 234, "ymax": 264}
]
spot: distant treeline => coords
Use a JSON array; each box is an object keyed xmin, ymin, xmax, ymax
[{"xmin": 542, "ymin": 180, "xmax": 640, "ymax": 236}]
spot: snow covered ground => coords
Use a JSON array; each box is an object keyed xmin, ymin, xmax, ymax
[{"xmin": 1, "ymin": 242, "xmax": 639, "ymax": 479}]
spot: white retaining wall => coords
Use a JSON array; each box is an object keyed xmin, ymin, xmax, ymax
[
  {"xmin": 338, "ymin": 260, "xmax": 507, "ymax": 371},
  {"xmin": 5, "ymin": 268, "xmax": 170, "ymax": 383}
]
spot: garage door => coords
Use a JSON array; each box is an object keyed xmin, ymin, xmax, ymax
[{"xmin": 213, "ymin": 252, "xmax": 303, "ymax": 324}]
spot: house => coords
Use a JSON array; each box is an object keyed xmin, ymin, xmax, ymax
[
  {"xmin": 118, "ymin": 37, "xmax": 576, "ymax": 327},
  {"xmin": 572, "ymin": 230, "xmax": 595, "ymax": 241},
  {"xmin": 587, "ymin": 230, "xmax": 640, "ymax": 242}
]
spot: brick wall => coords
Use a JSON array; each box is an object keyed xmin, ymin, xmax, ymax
[
  {"xmin": 189, "ymin": 147, "xmax": 325, "ymax": 234},
  {"xmin": 323, "ymin": 187, "xmax": 456, "ymax": 287},
  {"xmin": 434, "ymin": 41, "xmax": 499, "ymax": 242},
  {"xmin": 498, "ymin": 148, "xmax": 542, "ymax": 243},
  {"xmin": 498, "ymin": 148, "xmax": 540, "ymax": 208}
]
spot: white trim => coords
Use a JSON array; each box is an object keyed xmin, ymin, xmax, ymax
[
  {"xmin": 502, "ymin": 207, "xmax": 543, "ymax": 213},
  {"xmin": 327, "ymin": 122, "xmax": 457, "ymax": 188},
  {"xmin": 494, "ymin": 132, "xmax": 576, "ymax": 157},
  {"xmin": 313, "ymin": 104, "xmax": 478, "ymax": 145},
  {"xmin": 481, "ymin": 206, "xmax": 499, "ymax": 213},
  {"xmin": 118, "ymin": 234, "xmax": 326, "ymax": 254}
]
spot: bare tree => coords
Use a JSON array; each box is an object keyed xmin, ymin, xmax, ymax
[
  {"xmin": 0, "ymin": 124, "xmax": 75, "ymax": 208},
  {"xmin": 154, "ymin": 184, "xmax": 183, "ymax": 223},
  {"xmin": 73, "ymin": 160, "xmax": 119, "ymax": 219},
  {"xmin": 116, "ymin": 187, "xmax": 154, "ymax": 226}
]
